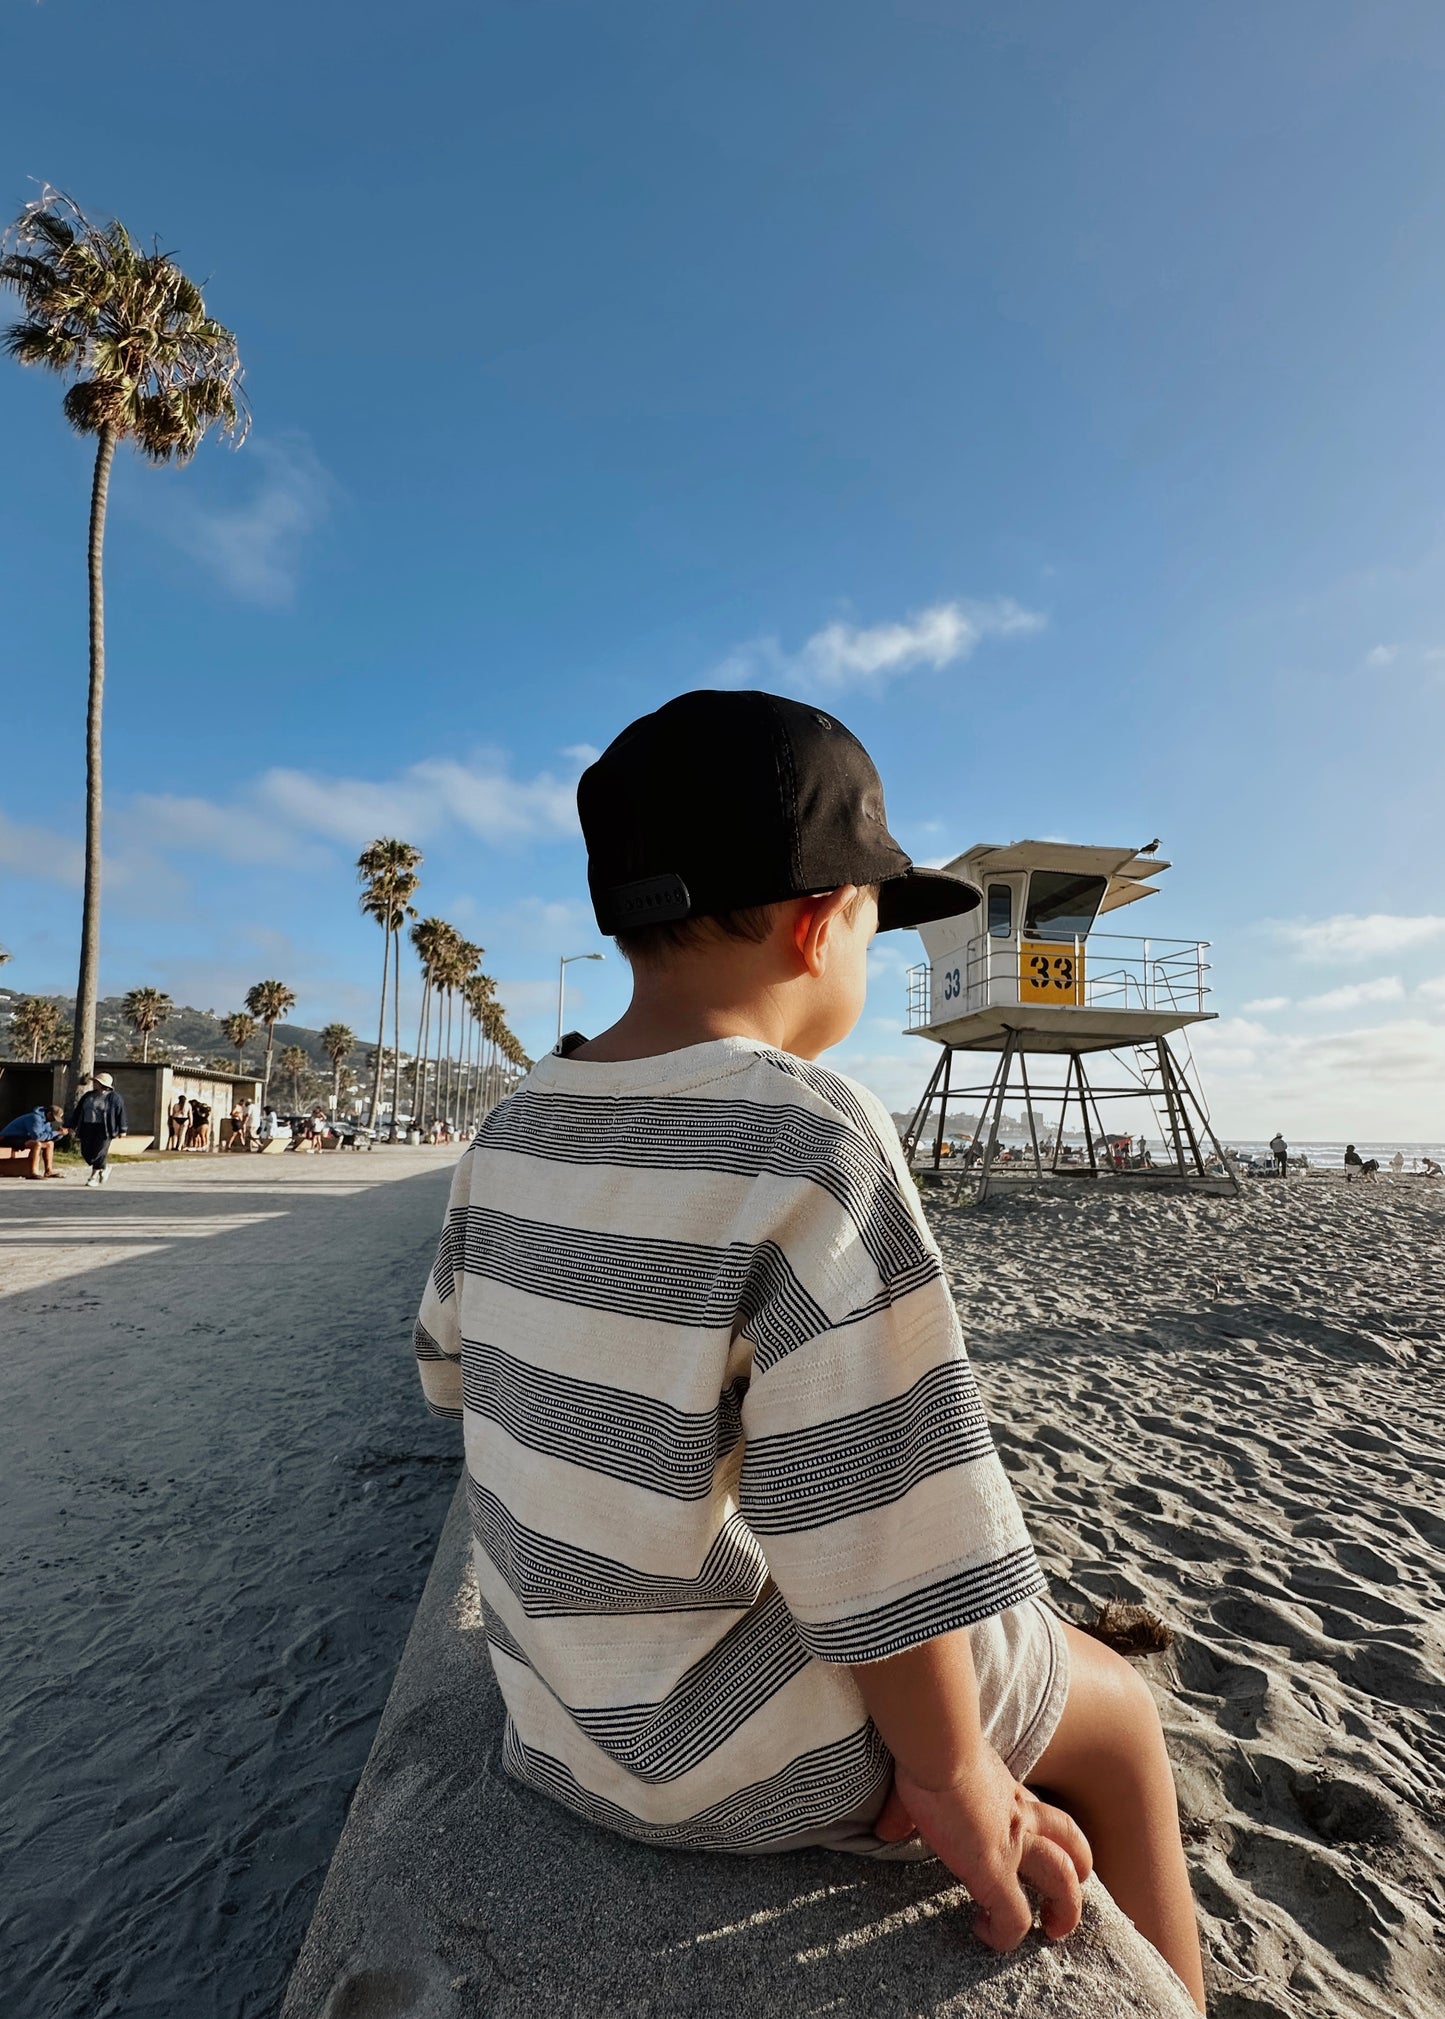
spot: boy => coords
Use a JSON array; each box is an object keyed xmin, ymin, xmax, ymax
[{"xmin": 414, "ymin": 691, "xmax": 1205, "ymax": 2011}]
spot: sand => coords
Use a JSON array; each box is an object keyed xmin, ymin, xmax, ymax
[
  {"xmin": 931, "ymin": 1176, "xmax": 1445, "ymax": 2019},
  {"xmin": 4, "ymin": 1153, "xmax": 1442, "ymax": 2018}
]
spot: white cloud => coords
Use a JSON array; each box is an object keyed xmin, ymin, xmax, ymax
[
  {"xmin": 1191, "ymin": 1015, "xmax": 1445, "ymax": 1138},
  {"xmin": 126, "ymin": 749, "xmax": 581, "ymax": 876},
  {"xmin": 1241, "ymin": 995, "xmax": 1290, "ymax": 1012},
  {"xmin": 0, "ymin": 812, "xmax": 83, "ymax": 886},
  {"xmin": 715, "ymin": 597, "xmax": 1046, "ymax": 695},
  {"xmin": 160, "ymin": 433, "xmax": 332, "ymax": 606},
  {"xmin": 1300, "ymin": 976, "xmax": 1405, "ymax": 1012},
  {"xmin": 561, "ymin": 743, "xmax": 602, "ymax": 766},
  {"xmin": 258, "ymin": 755, "xmax": 578, "ymax": 849},
  {"xmin": 1273, "ymin": 914, "xmax": 1445, "ymax": 962},
  {"xmin": 1363, "ymin": 643, "xmax": 1398, "ymax": 668},
  {"xmin": 1417, "ymin": 974, "xmax": 1445, "ymax": 1006}
]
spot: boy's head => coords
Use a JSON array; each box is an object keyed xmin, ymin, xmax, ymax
[{"xmin": 577, "ymin": 691, "xmax": 978, "ymax": 1052}]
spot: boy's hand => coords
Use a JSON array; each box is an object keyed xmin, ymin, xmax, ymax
[{"xmin": 877, "ymin": 1747, "xmax": 1092, "ymax": 1951}]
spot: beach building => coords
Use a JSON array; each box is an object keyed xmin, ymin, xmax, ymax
[
  {"xmin": 0, "ymin": 1059, "xmax": 262, "ymax": 1154},
  {"xmin": 902, "ymin": 839, "xmax": 1234, "ymax": 1198}
]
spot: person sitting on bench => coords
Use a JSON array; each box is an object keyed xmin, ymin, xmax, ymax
[{"xmin": 0, "ymin": 1104, "xmax": 69, "ymax": 1178}]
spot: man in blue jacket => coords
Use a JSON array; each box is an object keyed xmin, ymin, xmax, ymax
[
  {"xmin": 0, "ymin": 1104, "xmax": 69, "ymax": 1178},
  {"xmin": 69, "ymin": 1072, "xmax": 127, "ymax": 1187}
]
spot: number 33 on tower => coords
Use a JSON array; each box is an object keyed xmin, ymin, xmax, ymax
[{"xmin": 1018, "ymin": 940, "xmax": 1085, "ymax": 1004}]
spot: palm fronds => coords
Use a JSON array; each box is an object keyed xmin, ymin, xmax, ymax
[{"xmin": 1, "ymin": 189, "xmax": 248, "ymax": 461}]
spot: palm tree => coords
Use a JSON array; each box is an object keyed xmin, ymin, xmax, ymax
[
  {"xmin": 121, "ymin": 985, "xmax": 172, "ymax": 1062},
  {"xmin": 433, "ymin": 936, "xmax": 481, "ymax": 1128},
  {"xmin": 463, "ymin": 972, "xmax": 496, "ymax": 1134},
  {"xmin": 408, "ymin": 917, "xmax": 455, "ymax": 1127},
  {"xmin": 357, "ymin": 838, "xmax": 422, "ymax": 1135},
  {"xmin": 221, "ymin": 1011, "xmax": 255, "ymax": 1078},
  {"xmin": 1, "ymin": 191, "xmax": 246, "ymax": 1103},
  {"xmin": 244, "ymin": 980, "xmax": 295, "ymax": 1106},
  {"xmin": 279, "ymin": 1044, "xmax": 308, "ymax": 1110},
  {"xmin": 319, "ymin": 1022, "xmax": 355, "ymax": 1108},
  {"xmin": 8, "ymin": 996, "xmax": 64, "ymax": 1063}
]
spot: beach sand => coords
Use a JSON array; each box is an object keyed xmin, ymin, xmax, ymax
[
  {"xmin": 932, "ymin": 1175, "xmax": 1445, "ymax": 2019},
  {"xmin": 3, "ymin": 1153, "xmax": 1442, "ymax": 2017}
]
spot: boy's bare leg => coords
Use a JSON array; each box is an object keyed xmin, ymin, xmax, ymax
[{"xmin": 1028, "ymin": 1623, "xmax": 1205, "ymax": 2012}]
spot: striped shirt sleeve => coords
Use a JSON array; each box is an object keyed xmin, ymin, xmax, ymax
[
  {"xmin": 413, "ymin": 1150, "xmax": 469, "ymax": 1422},
  {"xmin": 737, "ymin": 1092, "xmax": 1044, "ymax": 1665}
]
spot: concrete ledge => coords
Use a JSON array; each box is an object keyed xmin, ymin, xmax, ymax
[{"xmin": 282, "ymin": 1486, "xmax": 1197, "ymax": 2019}]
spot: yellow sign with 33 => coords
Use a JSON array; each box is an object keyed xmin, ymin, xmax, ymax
[{"xmin": 1019, "ymin": 940, "xmax": 1085, "ymax": 1005}]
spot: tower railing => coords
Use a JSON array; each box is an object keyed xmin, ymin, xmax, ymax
[{"xmin": 906, "ymin": 933, "xmax": 1210, "ymax": 1030}]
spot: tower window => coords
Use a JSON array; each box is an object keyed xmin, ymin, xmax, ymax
[
  {"xmin": 1024, "ymin": 871, "xmax": 1108, "ymax": 942},
  {"xmin": 987, "ymin": 884, "xmax": 1013, "ymax": 938}
]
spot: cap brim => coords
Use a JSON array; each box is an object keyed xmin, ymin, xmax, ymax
[{"xmin": 876, "ymin": 868, "xmax": 981, "ymax": 932}]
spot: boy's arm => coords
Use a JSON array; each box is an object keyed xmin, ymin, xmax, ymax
[
  {"xmin": 413, "ymin": 1150, "xmax": 470, "ymax": 1421},
  {"xmin": 850, "ymin": 1632, "xmax": 1091, "ymax": 1951}
]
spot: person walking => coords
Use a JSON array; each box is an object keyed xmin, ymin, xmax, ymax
[
  {"xmin": 1269, "ymin": 1130, "xmax": 1288, "ymax": 1178},
  {"xmin": 69, "ymin": 1072, "xmax": 126, "ymax": 1187}
]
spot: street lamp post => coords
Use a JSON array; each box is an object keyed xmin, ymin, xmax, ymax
[{"xmin": 557, "ymin": 952, "xmax": 605, "ymax": 1042}]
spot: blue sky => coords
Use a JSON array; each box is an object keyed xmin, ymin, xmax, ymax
[{"xmin": 4, "ymin": 0, "xmax": 1445, "ymax": 1135}]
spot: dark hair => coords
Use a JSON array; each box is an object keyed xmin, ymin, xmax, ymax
[{"xmin": 615, "ymin": 885, "xmax": 878, "ymax": 967}]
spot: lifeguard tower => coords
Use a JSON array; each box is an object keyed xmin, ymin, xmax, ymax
[{"xmin": 901, "ymin": 840, "xmax": 1236, "ymax": 1199}]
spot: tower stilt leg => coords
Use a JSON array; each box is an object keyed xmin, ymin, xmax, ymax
[
  {"xmin": 931, "ymin": 1043, "xmax": 955, "ymax": 1170},
  {"xmin": 901, "ymin": 1048, "xmax": 947, "ymax": 1165},
  {"xmin": 1019, "ymin": 1050, "xmax": 1043, "ymax": 1175},
  {"xmin": 1156, "ymin": 1039, "xmax": 1190, "ymax": 1177},
  {"xmin": 975, "ymin": 1034, "xmax": 1017, "ymax": 1205}
]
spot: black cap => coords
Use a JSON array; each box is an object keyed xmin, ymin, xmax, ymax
[{"xmin": 578, "ymin": 690, "xmax": 980, "ymax": 935}]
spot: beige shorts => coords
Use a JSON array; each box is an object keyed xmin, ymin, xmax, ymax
[{"xmin": 805, "ymin": 1594, "xmax": 1072, "ymax": 1859}]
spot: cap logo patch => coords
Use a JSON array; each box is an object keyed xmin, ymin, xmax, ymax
[{"xmin": 607, "ymin": 873, "xmax": 692, "ymax": 925}]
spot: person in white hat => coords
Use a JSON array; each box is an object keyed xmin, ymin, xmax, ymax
[{"xmin": 68, "ymin": 1072, "xmax": 127, "ymax": 1186}]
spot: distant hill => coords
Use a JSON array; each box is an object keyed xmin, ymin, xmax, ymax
[{"xmin": 0, "ymin": 989, "xmax": 362, "ymax": 1102}]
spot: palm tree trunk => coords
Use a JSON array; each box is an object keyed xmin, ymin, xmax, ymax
[
  {"xmin": 390, "ymin": 923, "xmax": 403, "ymax": 1138},
  {"xmin": 413, "ymin": 978, "xmax": 430, "ymax": 1123},
  {"xmin": 263, "ymin": 1021, "xmax": 276, "ymax": 1103},
  {"xmin": 367, "ymin": 923, "xmax": 389, "ymax": 1126},
  {"xmin": 142, "ymin": 1029, "xmax": 150, "ymax": 1062},
  {"xmin": 434, "ymin": 991, "xmax": 446, "ymax": 1128},
  {"xmin": 68, "ymin": 426, "xmax": 116, "ymax": 1106}
]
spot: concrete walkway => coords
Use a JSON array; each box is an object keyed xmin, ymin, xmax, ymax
[{"xmin": 0, "ymin": 1149, "xmax": 462, "ymax": 2019}]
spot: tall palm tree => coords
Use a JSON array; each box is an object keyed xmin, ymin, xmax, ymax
[
  {"xmin": 1, "ymin": 191, "xmax": 246, "ymax": 1103},
  {"xmin": 9, "ymin": 996, "xmax": 63, "ymax": 1063},
  {"xmin": 408, "ymin": 917, "xmax": 455, "ymax": 1127},
  {"xmin": 221, "ymin": 1011, "xmax": 255, "ymax": 1077},
  {"xmin": 357, "ymin": 838, "xmax": 422, "ymax": 1135},
  {"xmin": 435, "ymin": 937, "xmax": 481, "ymax": 1128},
  {"xmin": 463, "ymin": 972, "xmax": 496, "ymax": 1134},
  {"xmin": 121, "ymin": 984, "xmax": 172, "ymax": 1062},
  {"xmin": 279, "ymin": 1044, "xmax": 308, "ymax": 1110},
  {"xmin": 244, "ymin": 980, "xmax": 295, "ymax": 1107},
  {"xmin": 319, "ymin": 1022, "xmax": 355, "ymax": 1108}
]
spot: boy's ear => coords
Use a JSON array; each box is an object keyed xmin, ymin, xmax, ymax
[{"xmin": 792, "ymin": 887, "xmax": 858, "ymax": 977}]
